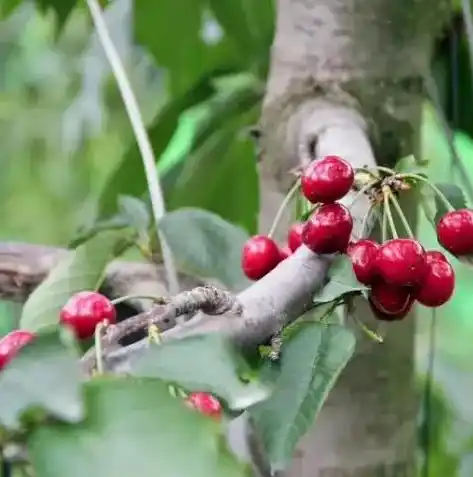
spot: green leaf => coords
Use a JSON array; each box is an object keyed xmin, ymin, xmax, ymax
[
  {"xmin": 20, "ymin": 231, "xmax": 128, "ymax": 331},
  {"xmin": 312, "ymin": 255, "xmax": 367, "ymax": 305},
  {"xmin": 129, "ymin": 334, "xmax": 270, "ymax": 410},
  {"xmin": 0, "ymin": 301, "xmax": 22, "ymax": 338},
  {"xmin": 117, "ymin": 195, "xmax": 151, "ymax": 236},
  {"xmin": 249, "ymin": 323, "xmax": 356, "ymax": 471},
  {"xmin": 98, "ymin": 75, "xmax": 217, "ymax": 217},
  {"xmin": 0, "ymin": 328, "xmax": 84, "ymax": 429},
  {"xmin": 28, "ymin": 378, "xmax": 251, "ymax": 477},
  {"xmin": 1, "ymin": 0, "xmax": 21, "ymax": 17},
  {"xmin": 35, "ymin": 0, "xmax": 76, "ymax": 30},
  {"xmin": 159, "ymin": 207, "xmax": 251, "ymax": 290},
  {"xmin": 433, "ymin": 182, "xmax": 468, "ymax": 224}
]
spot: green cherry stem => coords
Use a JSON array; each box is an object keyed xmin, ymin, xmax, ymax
[
  {"xmin": 94, "ymin": 321, "xmax": 108, "ymax": 375},
  {"xmin": 399, "ymin": 173, "xmax": 456, "ymax": 212},
  {"xmin": 268, "ymin": 180, "xmax": 301, "ymax": 238},
  {"xmin": 347, "ymin": 179, "xmax": 379, "ymax": 210},
  {"xmin": 383, "ymin": 187, "xmax": 398, "ymax": 239},
  {"xmin": 352, "ymin": 315, "xmax": 384, "ymax": 343},
  {"xmin": 387, "ymin": 191, "xmax": 415, "ymax": 239},
  {"xmin": 111, "ymin": 295, "xmax": 168, "ymax": 306},
  {"xmin": 381, "ymin": 201, "xmax": 388, "ymax": 243}
]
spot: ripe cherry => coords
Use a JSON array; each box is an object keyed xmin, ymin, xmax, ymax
[
  {"xmin": 369, "ymin": 281, "xmax": 414, "ymax": 321},
  {"xmin": 185, "ymin": 392, "xmax": 222, "ymax": 419},
  {"xmin": 287, "ymin": 222, "xmax": 305, "ymax": 252},
  {"xmin": 301, "ymin": 155, "xmax": 354, "ymax": 204},
  {"xmin": 302, "ymin": 203, "xmax": 353, "ymax": 254},
  {"xmin": 0, "ymin": 330, "xmax": 36, "ymax": 371},
  {"xmin": 241, "ymin": 235, "xmax": 282, "ymax": 280},
  {"xmin": 437, "ymin": 209, "xmax": 473, "ymax": 256},
  {"xmin": 280, "ymin": 246, "xmax": 292, "ymax": 260},
  {"xmin": 375, "ymin": 238, "xmax": 427, "ymax": 287},
  {"xmin": 60, "ymin": 291, "xmax": 117, "ymax": 340},
  {"xmin": 415, "ymin": 251, "xmax": 455, "ymax": 307},
  {"xmin": 347, "ymin": 239, "xmax": 380, "ymax": 285}
]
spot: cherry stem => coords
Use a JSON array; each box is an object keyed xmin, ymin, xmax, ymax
[
  {"xmin": 94, "ymin": 321, "xmax": 108, "ymax": 375},
  {"xmin": 111, "ymin": 295, "xmax": 168, "ymax": 306},
  {"xmin": 347, "ymin": 179, "xmax": 379, "ymax": 210},
  {"xmin": 352, "ymin": 315, "xmax": 384, "ymax": 343},
  {"xmin": 387, "ymin": 191, "xmax": 415, "ymax": 239},
  {"xmin": 268, "ymin": 180, "xmax": 301, "ymax": 238},
  {"xmin": 400, "ymin": 173, "xmax": 456, "ymax": 212},
  {"xmin": 359, "ymin": 203, "xmax": 375, "ymax": 240},
  {"xmin": 383, "ymin": 187, "xmax": 398, "ymax": 239},
  {"xmin": 381, "ymin": 201, "xmax": 388, "ymax": 242}
]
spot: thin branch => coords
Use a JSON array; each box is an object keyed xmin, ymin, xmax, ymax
[{"xmin": 84, "ymin": 0, "xmax": 180, "ymax": 295}]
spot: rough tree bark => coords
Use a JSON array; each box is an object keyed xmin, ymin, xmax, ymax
[
  {"xmin": 0, "ymin": 1, "xmax": 451, "ymax": 477},
  {"xmin": 257, "ymin": 1, "xmax": 449, "ymax": 476}
]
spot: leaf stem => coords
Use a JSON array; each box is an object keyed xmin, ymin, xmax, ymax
[
  {"xmin": 85, "ymin": 0, "xmax": 180, "ymax": 295},
  {"xmin": 387, "ymin": 191, "xmax": 415, "ymax": 239},
  {"xmin": 383, "ymin": 188, "xmax": 398, "ymax": 239},
  {"xmin": 268, "ymin": 180, "xmax": 301, "ymax": 238},
  {"xmin": 399, "ymin": 173, "xmax": 456, "ymax": 213},
  {"xmin": 352, "ymin": 315, "xmax": 384, "ymax": 343}
]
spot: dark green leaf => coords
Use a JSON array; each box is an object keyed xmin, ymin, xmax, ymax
[
  {"xmin": 117, "ymin": 195, "xmax": 151, "ymax": 235},
  {"xmin": 98, "ymin": 75, "xmax": 217, "ymax": 217},
  {"xmin": 313, "ymin": 255, "xmax": 367, "ymax": 305},
  {"xmin": 159, "ymin": 207, "xmax": 251, "ymax": 290},
  {"xmin": 433, "ymin": 182, "xmax": 467, "ymax": 224},
  {"xmin": 0, "ymin": 328, "xmax": 84, "ymax": 429},
  {"xmin": 20, "ymin": 231, "xmax": 128, "ymax": 331},
  {"xmin": 0, "ymin": 301, "xmax": 22, "ymax": 338},
  {"xmin": 1, "ymin": 0, "xmax": 21, "ymax": 17},
  {"xmin": 36, "ymin": 0, "xmax": 76, "ymax": 30},
  {"xmin": 28, "ymin": 378, "xmax": 251, "ymax": 477},
  {"xmin": 130, "ymin": 334, "xmax": 270, "ymax": 410},
  {"xmin": 250, "ymin": 323, "xmax": 356, "ymax": 471},
  {"xmin": 394, "ymin": 154, "xmax": 429, "ymax": 174}
]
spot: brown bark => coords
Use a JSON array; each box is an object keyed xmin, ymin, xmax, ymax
[{"xmin": 257, "ymin": 0, "xmax": 450, "ymax": 476}]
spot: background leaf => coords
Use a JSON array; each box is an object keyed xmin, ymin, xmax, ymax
[
  {"xmin": 158, "ymin": 207, "xmax": 251, "ymax": 290},
  {"xmin": 20, "ymin": 231, "xmax": 129, "ymax": 331},
  {"xmin": 313, "ymin": 255, "xmax": 367, "ymax": 305},
  {"xmin": 28, "ymin": 378, "xmax": 251, "ymax": 477},
  {"xmin": 129, "ymin": 334, "xmax": 270, "ymax": 410},
  {"xmin": 0, "ymin": 328, "xmax": 83, "ymax": 429},
  {"xmin": 433, "ymin": 182, "xmax": 468, "ymax": 224},
  {"xmin": 249, "ymin": 323, "xmax": 356, "ymax": 471}
]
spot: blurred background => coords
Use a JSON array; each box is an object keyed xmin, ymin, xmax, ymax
[{"xmin": 1, "ymin": 0, "xmax": 473, "ymax": 475}]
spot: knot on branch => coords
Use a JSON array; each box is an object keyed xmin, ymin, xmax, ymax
[{"xmin": 173, "ymin": 286, "xmax": 242, "ymax": 316}]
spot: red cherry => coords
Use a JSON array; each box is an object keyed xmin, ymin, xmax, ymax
[
  {"xmin": 301, "ymin": 155, "xmax": 354, "ymax": 204},
  {"xmin": 425, "ymin": 250, "xmax": 448, "ymax": 263},
  {"xmin": 302, "ymin": 203, "xmax": 353, "ymax": 254},
  {"xmin": 369, "ymin": 281, "xmax": 414, "ymax": 321},
  {"xmin": 375, "ymin": 238, "xmax": 427, "ymax": 287},
  {"xmin": 280, "ymin": 246, "xmax": 292, "ymax": 260},
  {"xmin": 347, "ymin": 239, "xmax": 380, "ymax": 285},
  {"xmin": 437, "ymin": 209, "xmax": 473, "ymax": 256},
  {"xmin": 60, "ymin": 291, "xmax": 116, "ymax": 340},
  {"xmin": 0, "ymin": 330, "xmax": 36, "ymax": 371},
  {"xmin": 241, "ymin": 235, "xmax": 282, "ymax": 280},
  {"xmin": 287, "ymin": 223, "xmax": 305, "ymax": 252},
  {"xmin": 415, "ymin": 251, "xmax": 455, "ymax": 307},
  {"xmin": 185, "ymin": 392, "xmax": 222, "ymax": 419}
]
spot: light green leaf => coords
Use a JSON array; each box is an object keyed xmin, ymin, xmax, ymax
[
  {"xmin": 28, "ymin": 378, "xmax": 251, "ymax": 477},
  {"xmin": 0, "ymin": 328, "xmax": 84, "ymax": 429},
  {"xmin": 0, "ymin": 301, "xmax": 22, "ymax": 338},
  {"xmin": 130, "ymin": 334, "xmax": 271, "ymax": 410},
  {"xmin": 159, "ymin": 207, "xmax": 251, "ymax": 290},
  {"xmin": 20, "ymin": 231, "xmax": 128, "ymax": 331},
  {"xmin": 117, "ymin": 195, "xmax": 150, "ymax": 235},
  {"xmin": 433, "ymin": 182, "xmax": 468, "ymax": 224},
  {"xmin": 313, "ymin": 255, "xmax": 367, "ymax": 305},
  {"xmin": 249, "ymin": 323, "xmax": 356, "ymax": 471}
]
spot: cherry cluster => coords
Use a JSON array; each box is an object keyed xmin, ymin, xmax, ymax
[
  {"xmin": 0, "ymin": 291, "xmax": 222, "ymax": 419},
  {"xmin": 240, "ymin": 155, "xmax": 467, "ymax": 321}
]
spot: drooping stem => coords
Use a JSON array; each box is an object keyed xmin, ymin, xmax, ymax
[
  {"xmin": 388, "ymin": 191, "xmax": 415, "ymax": 239},
  {"xmin": 381, "ymin": 201, "xmax": 389, "ymax": 243},
  {"xmin": 84, "ymin": 0, "xmax": 180, "ymax": 295},
  {"xmin": 352, "ymin": 314, "xmax": 384, "ymax": 343},
  {"xmin": 268, "ymin": 180, "xmax": 301, "ymax": 238},
  {"xmin": 383, "ymin": 188, "xmax": 398, "ymax": 239}
]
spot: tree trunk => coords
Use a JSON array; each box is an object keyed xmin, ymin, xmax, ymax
[{"xmin": 257, "ymin": 0, "xmax": 450, "ymax": 475}]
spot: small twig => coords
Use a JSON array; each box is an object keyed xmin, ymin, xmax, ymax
[
  {"xmin": 84, "ymin": 0, "xmax": 180, "ymax": 295},
  {"xmin": 80, "ymin": 286, "xmax": 242, "ymax": 375}
]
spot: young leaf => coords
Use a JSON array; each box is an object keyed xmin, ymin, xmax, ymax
[
  {"xmin": 249, "ymin": 323, "xmax": 356, "ymax": 472},
  {"xmin": 129, "ymin": 334, "xmax": 271, "ymax": 410},
  {"xmin": 0, "ymin": 328, "xmax": 84, "ymax": 429},
  {"xmin": 28, "ymin": 378, "xmax": 251, "ymax": 477},
  {"xmin": 20, "ymin": 231, "xmax": 128, "ymax": 331},
  {"xmin": 158, "ymin": 207, "xmax": 251, "ymax": 290},
  {"xmin": 312, "ymin": 255, "xmax": 367, "ymax": 305},
  {"xmin": 433, "ymin": 182, "xmax": 468, "ymax": 224}
]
